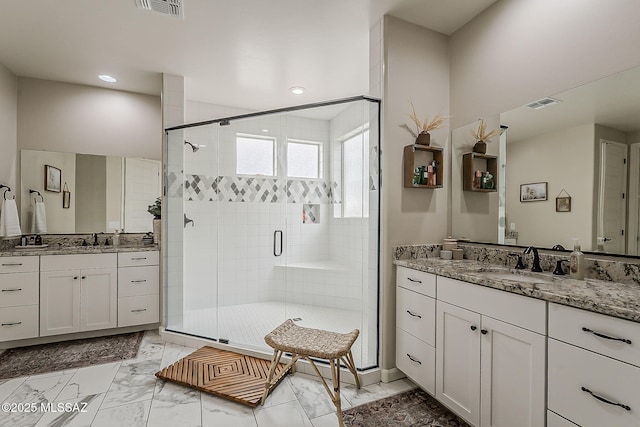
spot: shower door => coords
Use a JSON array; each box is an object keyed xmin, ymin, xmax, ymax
[{"xmin": 215, "ymin": 113, "xmax": 289, "ymax": 348}]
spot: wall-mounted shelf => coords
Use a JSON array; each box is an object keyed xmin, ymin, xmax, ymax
[
  {"xmin": 403, "ymin": 144, "xmax": 444, "ymax": 189},
  {"xmin": 463, "ymin": 152, "xmax": 498, "ymax": 192}
]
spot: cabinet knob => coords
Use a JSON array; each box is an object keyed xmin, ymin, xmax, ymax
[
  {"xmin": 73, "ymin": 276, "xmax": 78, "ymax": 280},
  {"xmin": 481, "ymin": 329, "xmax": 488, "ymax": 335},
  {"xmin": 470, "ymin": 325, "xmax": 477, "ymax": 331},
  {"xmin": 82, "ymin": 276, "xmax": 86, "ymax": 279}
]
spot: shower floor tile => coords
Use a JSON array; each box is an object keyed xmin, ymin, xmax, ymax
[{"xmin": 179, "ymin": 302, "xmax": 371, "ymax": 367}]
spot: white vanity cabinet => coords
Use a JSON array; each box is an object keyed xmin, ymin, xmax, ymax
[
  {"xmin": 548, "ymin": 303, "xmax": 640, "ymax": 427},
  {"xmin": 435, "ymin": 276, "xmax": 546, "ymax": 427},
  {"xmin": 117, "ymin": 251, "xmax": 159, "ymax": 327},
  {"xmin": 40, "ymin": 254, "xmax": 117, "ymax": 336},
  {"xmin": 0, "ymin": 256, "xmax": 40, "ymax": 342},
  {"xmin": 395, "ymin": 267, "xmax": 436, "ymax": 393}
]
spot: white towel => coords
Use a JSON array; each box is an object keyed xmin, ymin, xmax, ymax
[
  {"xmin": 31, "ymin": 200, "xmax": 48, "ymax": 234},
  {"xmin": 0, "ymin": 198, "xmax": 22, "ymax": 238}
]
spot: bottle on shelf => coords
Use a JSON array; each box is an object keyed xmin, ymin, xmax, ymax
[{"xmin": 473, "ymin": 170, "xmax": 482, "ymax": 189}]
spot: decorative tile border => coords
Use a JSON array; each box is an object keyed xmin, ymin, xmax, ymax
[{"xmin": 182, "ymin": 175, "xmax": 350, "ymax": 204}]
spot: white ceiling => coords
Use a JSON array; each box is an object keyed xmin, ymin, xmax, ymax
[{"xmin": 0, "ymin": 0, "xmax": 496, "ymax": 111}]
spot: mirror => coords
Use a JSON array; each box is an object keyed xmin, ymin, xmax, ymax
[
  {"xmin": 20, "ymin": 149, "xmax": 161, "ymax": 234},
  {"xmin": 452, "ymin": 65, "xmax": 640, "ymax": 256}
]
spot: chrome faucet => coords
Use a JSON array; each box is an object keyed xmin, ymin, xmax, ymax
[{"xmin": 523, "ymin": 246, "xmax": 542, "ymax": 272}]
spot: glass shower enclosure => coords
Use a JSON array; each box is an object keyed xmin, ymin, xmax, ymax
[{"xmin": 164, "ymin": 96, "xmax": 380, "ymax": 369}]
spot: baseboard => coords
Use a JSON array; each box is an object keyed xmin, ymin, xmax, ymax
[
  {"xmin": 0, "ymin": 324, "xmax": 159, "ymax": 350},
  {"xmin": 381, "ymin": 367, "xmax": 406, "ymax": 383}
]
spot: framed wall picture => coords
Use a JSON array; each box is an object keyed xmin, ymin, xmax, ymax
[
  {"xmin": 555, "ymin": 189, "xmax": 572, "ymax": 212},
  {"xmin": 556, "ymin": 197, "xmax": 571, "ymax": 212},
  {"xmin": 520, "ymin": 182, "xmax": 547, "ymax": 202},
  {"xmin": 45, "ymin": 165, "xmax": 62, "ymax": 192}
]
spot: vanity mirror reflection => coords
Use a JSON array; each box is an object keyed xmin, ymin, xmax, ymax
[
  {"xmin": 20, "ymin": 149, "xmax": 161, "ymax": 234},
  {"xmin": 452, "ymin": 65, "xmax": 640, "ymax": 257}
]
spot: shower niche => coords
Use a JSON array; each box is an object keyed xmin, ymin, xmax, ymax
[{"xmin": 164, "ymin": 97, "xmax": 381, "ymax": 370}]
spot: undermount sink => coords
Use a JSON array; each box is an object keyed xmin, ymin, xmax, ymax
[{"xmin": 474, "ymin": 269, "xmax": 557, "ymax": 285}]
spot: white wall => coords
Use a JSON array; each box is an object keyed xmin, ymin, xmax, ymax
[
  {"xmin": 450, "ymin": 0, "xmax": 640, "ymax": 128},
  {"xmin": 0, "ymin": 63, "xmax": 17, "ymax": 197},
  {"xmin": 507, "ymin": 124, "xmax": 595, "ymax": 250},
  {"xmin": 18, "ymin": 77, "xmax": 161, "ymax": 159},
  {"xmin": 381, "ymin": 16, "xmax": 450, "ymax": 370}
]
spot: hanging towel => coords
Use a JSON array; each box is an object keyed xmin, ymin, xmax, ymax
[
  {"xmin": 0, "ymin": 198, "xmax": 22, "ymax": 238},
  {"xmin": 31, "ymin": 200, "xmax": 48, "ymax": 234}
]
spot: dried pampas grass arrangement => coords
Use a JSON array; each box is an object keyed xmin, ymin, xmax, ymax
[
  {"xmin": 471, "ymin": 119, "xmax": 500, "ymax": 142},
  {"xmin": 400, "ymin": 101, "xmax": 447, "ymax": 138}
]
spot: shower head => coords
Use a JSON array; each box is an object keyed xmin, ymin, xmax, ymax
[{"xmin": 184, "ymin": 140, "xmax": 199, "ymax": 152}]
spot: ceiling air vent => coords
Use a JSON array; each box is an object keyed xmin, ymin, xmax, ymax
[
  {"xmin": 525, "ymin": 97, "xmax": 562, "ymax": 110},
  {"xmin": 136, "ymin": 0, "xmax": 184, "ymax": 18}
]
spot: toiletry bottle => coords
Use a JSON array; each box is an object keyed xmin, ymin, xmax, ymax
[
  {"xmin": 21, "ymin": 235, "xmax": 27, "ymax": 246},
  {"xmin": 473, "ymin": 170, "xmax": 482, "ymax": 189},
  {"xmin": 421, "ymin": 166, "xmax": 428, "ymax": 185},
  {"xmin": 413, "ymin": 168, "xmax": 421, "ymax": 186},
  {"xmin": 113, "ymin": 229, "xmax": 120, "ymax": 247},
  {"xmin": 35, "ymin": 235, "xmax": 42, "ymax": 246},
  {"xmin": 569, "ymin": 238, "xmax": 585, "ymax": 280}
]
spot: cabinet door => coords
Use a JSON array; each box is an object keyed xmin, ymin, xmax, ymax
[
  {"xmin": 40, "ymin": 270, "xmax": 81, "ymax": 336},
  {"xmin": 480, "ymin": 316, "xmax": 546, "ymax": 427},
  {"xmin": 81, "ymin": 268, "xmax": 117, "ymax": 331},
  {"xmin": 436, "ymin": 301, "xmax": 481, "ymax": 426}
]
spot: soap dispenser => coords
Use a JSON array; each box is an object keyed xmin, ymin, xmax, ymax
[{"xmin": 569, "ymin": 238, "xmax": 585, "ymax": 280}]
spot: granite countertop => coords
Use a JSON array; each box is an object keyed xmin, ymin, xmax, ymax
[
  {"xmin": 395, "ymin": 258, "xmax": 640, "ymax": 323},
  {"xmin": 0, "ymin": 245, "xmax": 159, "ymax": 257}
]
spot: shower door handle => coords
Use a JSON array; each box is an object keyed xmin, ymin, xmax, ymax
[{"xmin": 274, "ymin": 230, "xmax": 283, "ymax": 256}]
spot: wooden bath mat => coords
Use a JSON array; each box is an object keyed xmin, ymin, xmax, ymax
[{"xmin": 155, "ymin": 346, "xmax": 289, "ymax": 407}]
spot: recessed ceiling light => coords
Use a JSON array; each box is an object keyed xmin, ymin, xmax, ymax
[
  {"xmin": 98, "ymin": 74, "xmax": 117, "ymax": 83},
  {"xmin": 290, "ymin": 86, "xmax": 305, "ymax": 95},
  {"xmin": 262, "ymin": 129, "xmax": 269, "ymax": 133}
]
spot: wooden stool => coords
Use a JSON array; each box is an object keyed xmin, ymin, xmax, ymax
[{"xmin": 261, "ymin": 320, "xmax": 360, "ymax": 426}]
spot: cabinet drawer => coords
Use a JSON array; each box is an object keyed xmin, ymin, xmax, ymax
[
  {"xmin": 396, "ymin": 328, "xmax": 435, "ymax": 394},
  {"xmin": 118, "ymin": 251, "xmax": 159, "ymax": 267},
  {"xmin": 0, "ymin": 272, "xmax": 39, "ymax": 307},
  {"xmin": 548, "ymin": 339, "xmax": 640, "ymax": 427},
  {"xmin": 118, "ymin": 266, "xmax": 159, "ymax": 297},
  {"xmin": 397, "ymin": 287, "xmax": 435, "ymax": 346},
  {"xmin": 118, "ymin": 294, "xmax": 159, "ymax": 327},
  {"xmin": 549, "ymin": 303, "xmax": 640, "ymax": 367},
  {"xmin": 0, "ymin": 305, "xmax": 39, "ymax": 342},
  {"xmin": 396, "ymin": 266, "xmax": 436, "ymax": 297},
  {"xmin": 547, "ymin": 411, "xmax": 578, "ymax": 427},
  {"xmin": 437, "ymin": 276, "xmax": 546, "ymax": 334},
  {"xmin": 0, "ymin": 256, "xmax": 39, "ymax": 274},
  {"xmin": 41, "ymin": 254, "xmax": 117, "ymax": 271}
]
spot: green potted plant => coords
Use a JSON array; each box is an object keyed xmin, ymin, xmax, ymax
[
  {"xmin": 400, "ymin": 101, "xmax": 447, "ymax": 146},
  {"xmin": 147, "ymin": 197, "xmax": 161, "ymax": 244}
]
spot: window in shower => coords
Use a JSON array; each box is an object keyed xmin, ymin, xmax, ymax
[
  {"xmin": 342, "ymin": 129, "xmax": 369, "ymax": 218},
  {"xmin": 287, "ymin": 139, "xmax": 322, "ymax": 179},
  {"xmin": 236, "ymin": 134, "xmax": 276, "ymax": 176}
]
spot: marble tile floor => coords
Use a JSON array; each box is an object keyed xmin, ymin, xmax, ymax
[{"xmin": 0, "ymin": 330, "xmax": 416, "ymax": 427}]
